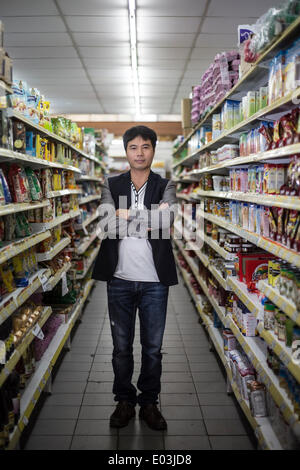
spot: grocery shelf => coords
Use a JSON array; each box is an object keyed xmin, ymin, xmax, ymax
[
  {"xmin": 29, "ymin": 209, "xmax": 81, "ymax": 233},
  {"xmin": 0, "ymin": 199, "xmax": 50, "ymax": 217},
  {"xmin": 227, "ymin": 276, "xmax": 262, "ymax": 315},
  {"xmin": 75, "ymin": 245, "xmax": 100, "ymax": 279},
  {"xmin": 76, "ymin": 232, "xmax": 98, "ymax": 255},
  {"xmin": 46, "ymin": 189, "xmax": 82, "ymax": 198},
  {"xmin": 173, "ymin": 87, "xmax": 300, "ymax": 169},
  {"xmin": 199, "ymin": 210, "xmax": 300, "ymax": 268},
  {"xmin": 79, "ymin": 194, "xmax": 102, "ymax": 205},
  {"xmin": 42, "ymin": 262, "xmax": 72, "ymax": 292},
  {"xmin": 36, "ymin": 237, "xmax": 71, "ymax": 262},
  {"xmin": 0, "ymin": 147, "xmax": 81, "ymax": 174},
  {"xmin": 74, "ymin": 211, "xmax": 100, "ymax": 231},
  {"xmin": 0, "ymin": 268, "xmax": 51, "ymax": 326},
  {"xmin": 0, "ymin": 230, "xmax": 51, "ymax": 266},
  {"xmin": 174, "ymin": 234, "xmax": 300, "ymax": 435},
  {"xmin": 174, "ymin": 249, "xmax": 283, "ymax": 450},
  {"xmin": 186, "ymin": 189, "xmax": 300, "ymax": 211},
  {"xmin": 6, "ymin": 279, "xmax": 95, "ymax": 450},
  {"xmin": 175, "ymin": 193, "xmax": 193, "ymax": 201},
  {"xmin": 0, "ymin": 79, "xmax": 13, "ymax": 94},
  {"xmin": 173, "ymin": 16, "xmax": 300, "ymax": 158},
  {"xmin": 0, "ymin": 306, "xmax": 53, "ymax": 389},
  {"xmin": 256, "ymin": 323, "xmax": 300, "ymax": 384},
  {"xmin": 10, "ymin": 110, "xmax": 104, "ymax": 167},
  {"xmin": 78, "ymin": 175, "xmax": 104, "ymax": 183},
  {"xmin": 257, "ymin": 280, "xmax": 299, "ymax": 326}
]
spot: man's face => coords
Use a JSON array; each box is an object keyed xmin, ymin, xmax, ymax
[{"xmin": 126, "ymin": 136, "xmax": 154, "ymax": 171}]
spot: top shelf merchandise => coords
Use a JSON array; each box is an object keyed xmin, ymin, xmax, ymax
[{"xmin": 172, "ymin": 1, "xmax": 300, "ymax": 451}]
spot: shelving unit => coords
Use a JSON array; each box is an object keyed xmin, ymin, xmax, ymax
[
  {"xmin": 0, "ymin": 79, "xmax": 105, "ymax": 450},
  {"xmin": 173, "ymin": 16, "xmax": 300, "ymax": 159},
  {"xmin": 172, "ymin": 17, "xmax": 300, "ymax": 449},
  {"xmin": 75, "ymin": 245, "xmax": 101, "ymax": 280}
]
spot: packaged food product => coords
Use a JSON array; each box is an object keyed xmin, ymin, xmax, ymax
[
  {"xmin": 12, "ymin": 254, "xmax": 29, "ymax": 287},
  {"xmin": 13, "ymin": 121, "xmax": 26, "ymax": 152},
  {"xmin": 248, "ymin": 381, "xmax": 267, "ymax": 417},
  {"xmin": 7, "ymin": 165, "xmax": 30, "ymax": 203},
  {"xmin": 0, "ymin": 262, "xmax": 15, "ymax": 293},
  {"xmin": 25, "ymin": 168, "xmax": 42, "ymax": 201},
  {"xmin": 25, "ymin": 131, "xmax": 36, "ymax": 157}
]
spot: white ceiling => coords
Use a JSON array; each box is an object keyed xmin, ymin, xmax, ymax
[{"xmin": 0, "ymin": 0, "xmax": 283, "ymax": 117}]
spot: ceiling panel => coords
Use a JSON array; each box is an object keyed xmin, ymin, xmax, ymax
[
  {"xmin": 138, "ymin": 32, "xmax": 195, "ymax": 48},
  {"xmin": 28, "ymin": 77, "xmax": 91, "ymax": 86},
  {"xmin": 57, "ymin": 0, "xmax": 128, "ymax": 16},
  {"xmin": 207, "ymin": 0, "xmax": 283, "ymax": 18},
  {"xmin": 195, "ymin": 33, "xmax": 237, "ymax": 48},
  {"xmin": 13, "ymin": 58, "xmax": 82, "ymax": 70},
  {"xmin": 138, "ymin": 47, "xmax": 190, "ymax": 60},
  {"xmin": 139, "ymin": 68, "xmax": 183, "ymax": 79},
  {"xmin": 138, "ymin": 59, "xmax": 186, "ymax": 70},
  {"xmin": 65, "ymin": 16, "xmax": 129, "ymax": 33},
  {"xmin": 13, "ymin": 68, "xmax": 88, "ymax": 79},
  {"xmin": 6, "ymin": 46, "xmax": 77, "ymax": 59},
  {"xmin": 79, "ymin": 47, "xmax": 130, "ymax": 59},
  {"xmin": 73, "ymin": 32, "xmax": 129, "ymax": 46},
  {"xmin": 90, "ymin": 76, "xmax": 133, "ymax": 85},
  {"xmin": 186, "ymin": 59, "xmax": 214, "ymax": 71},
  {"xmin": 137, "ymin": 0, "xmax": 206, "ymax": 16},
  {"xmin": 141, "ymin": 107, "xmax": 171, "ymax": 114},
  {"xmin": 84, "ymin": 58, "xmax": 131, "ymax": 68},
  {"xmin": 139, "ymin": 77, "xmax": 180, "ymax": 85},
  {"xmin": 140, "ymin": 85, "xmax": 176, "ymax": 95},
  {"xmin": 201, "ymin": 16, "xmax": 257, "ymax": 35},
  {"xmin": 2, "ymin": 17, "xmax": 66, "ymax": 33},
  {"xmin": 0, "ymin": 0, "xmax": 59, "ymax": 15},
  {"xmin": 88, "ymin": 67, "xmax": 133, "ymax": 79},
  {"xmin": 137, "ymin": 17, "xmax": 201, "ymax": 34},
  {"xmin": 4, "ymin": 33, "xmax": 73, "ymax": 47},
  {"xmin": 191, "ymin": 47, "xmax": 233, "ymax": 60}
]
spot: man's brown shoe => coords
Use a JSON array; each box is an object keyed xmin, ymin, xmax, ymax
[
  {"xmin": 110, "ymin": 401, "xmax": 136, "ymax": 428},
  {"xmin": 139, "ymin": 404, "xmax": 167, "ymax": 430}
]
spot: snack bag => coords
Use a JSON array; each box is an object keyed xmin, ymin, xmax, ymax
[
  {"xmin": 4, "ymin": 213, "xmax": 16, "ymax": 241},
  {"xmin": 8, "ymin": 164, "xmax": 30, "ymax": 203},
  {"xmin": 0, "ymin": 262, "xmax": 15, "ymax": 293},
  {"xmin": 12, "ymin": 254, "xmax": 28, "ymax": 287},
  {"xmin": 13, "ymin": 121, "xmax": 26, "ymax": 152},
  {"xmin": 0, "ymin": 168, "xmax": 12, "ymax": 203},
  {"xmin": 25, "ymin": 167, "xmax": 42, "ymax": 201}
]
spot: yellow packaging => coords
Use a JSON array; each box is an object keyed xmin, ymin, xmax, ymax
[
  {"xmin": 0, "ymin": 262, "xmax": 15, "ymax": 293},
  {"xmin": 53, "ymin": 170, "xmax": 60, "ymax": 191},
  {"xmin": 50, "ymin": 142, "xmax": 56, "ymax": 162},
  {"xmin": 268, "ymin": 260, "xmax": 273, "ymax": 286}
]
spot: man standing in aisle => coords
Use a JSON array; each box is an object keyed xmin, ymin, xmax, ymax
[{"xmin": 92, "ymin": 125, "xmax": 178, "ymax": 431}]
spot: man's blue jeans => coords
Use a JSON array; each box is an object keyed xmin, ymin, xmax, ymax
[{"xmin": 107, "ymin": 277, "xmax": 169, "ymax": 406}]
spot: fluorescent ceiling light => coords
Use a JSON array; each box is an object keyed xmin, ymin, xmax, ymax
[{"xmin": 128, "ymin": 0, "xmax": 140, "ymax": 116}]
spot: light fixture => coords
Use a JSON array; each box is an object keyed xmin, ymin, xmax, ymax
[{"xmin": 128, "ymin": 0, "xmax": 140, "ymax": 116}]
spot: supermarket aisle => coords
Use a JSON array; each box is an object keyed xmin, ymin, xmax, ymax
[{"xmin": 23, "ymin": 274, "xmax": 256, "ymax": 451}]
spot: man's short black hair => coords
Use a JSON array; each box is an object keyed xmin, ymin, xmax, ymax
[{"xmin": 123, "ymin": 125, "xmax": 157, "ymax": 151}]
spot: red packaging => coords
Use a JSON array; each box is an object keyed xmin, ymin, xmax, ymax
[
  {"xmin": 237, "ymin": 252, "xmax": 274, "ymax": 285},
  {"xmin": 8, "ymin": 164, "xmax": 30, "ymax": 203}
]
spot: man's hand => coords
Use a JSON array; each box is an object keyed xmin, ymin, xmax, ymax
[
  {"xmin": 158, "ymin": 202, "xmax": 169, "ymax": 210},
  {"xmin": 116, "ymin": 209, "xmax": 130, "ymax": 220}
]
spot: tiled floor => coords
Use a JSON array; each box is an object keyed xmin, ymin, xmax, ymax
[{"xmin": 23, "ymin": 274, "xmax": 256, "ymax": 450}]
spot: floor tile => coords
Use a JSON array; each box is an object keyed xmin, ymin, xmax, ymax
[
  {"xmin": 161, "ymin": 406, "xmax": 203, "ymax": 420},
  {"xmin": 82, "ymin": 393, "xmax": 115, "ymax": 406},
  {"xmin": 51, "ymin": 381, "xmax": 87, "ymax": 394},
  {"xmin": 161, "ymin": 382, "xmax": 196, "ymax": 394},
  {"xmin": 164, "ymin": 420, "xmax": 206, "ymax": 436},
  {"xmin": 70, "ymin": 435, "xmax": 117, "ymax": 450},
  {"xmin": 161, "ymin": 363, "xmax": 190, "ymax": 372},
  {"xmin": 161, "ymin": 372, "xmax": 193, "ymax": 382},
  {"xmin": 43, "ymin": 394, "xmax": 83, "ymax": 407},
  {"xmin": 74, "ymin": 420, "xmax": 117, "ymax": 435},
  {"xmin": 201, "ymin": 405, "xmax": 241, "ymax": 420},
  {"xmin": 63, "ymin": 353, "xmax": 94, "ymax": 363},
  {"xmin": 197, "ymin": 393, "xmax": 235, "ymax": 406},
  {"xmin": 118, "ymin": 419, "xmax": 164, "ymax": 436},
  {"xmin": 90, "ymin": 363, "xmax": 114, "ymax": 372},
  {"xmin": 54, "ymin": 370, "xmax": 90, "ymax": 382},
  {"xmin": 86, "ymin": 382, "xmax": 113, "ymax": 393},
  {"xmin": 78, "ymin": 405, "xmax": 115, "ymax": 420},
  {"xmin": 164, "ymin": 435, "xmax": 211, "ymax": 450},
  {"xmin": 118, "ymin": 436, "xmax": 164, "ymax": 450},
  {"xmin": 190, "ymin": 371, "xmax": 225, "ymax": 382},
  {"xmin": 37, "ymin": 405, "xmax": 80, "ymax": 420},
  {"xmin": 24, "ymin": 436, "xmax": 72, "ymax": 450},
  {"xmin": 31, "ymin": 419, "xmax": 76, "ymax": 435},
  {"xmin": 194, "ymin": 381, "xmax": 227, "ymax": 394},
  {"xmin": 160, "ymin": 394, "xmax": 199, "ymax": 406},
  {"xmin": 209, "ymin": 435, "xmax": 255, "ymax": 450},
  {"xmin": 162, "ymin": 355, "xmax": 188, "ymax": 363},
  {"xmin": 205, "ymin": 419, "xmax": 248, "ymax": 436},
  {"xmin": 57, "ymin": 362, "xmax": 92, "ymax": 372},
  {"xmin": 88, "ymin": 371, "xmax": 114, "ymax": 382}
]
